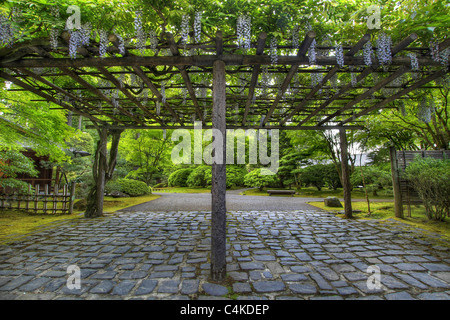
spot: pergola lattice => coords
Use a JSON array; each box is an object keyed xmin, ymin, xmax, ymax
[
  {"xmin": 1, "ymin": 31, "xmax": 448, "ymax": 130},
  {"xmin": 1, "ymin": 28, "xmax": 449, "ymax": 281}
]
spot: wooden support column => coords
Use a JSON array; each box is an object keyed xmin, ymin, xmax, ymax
[
  {"xmin": 96, "ymin": 127, "xmax": 107, "ymax": 217},
  {"xmin": 339, "ymin": 129, "xmax": 353, "ymax": 218},
  {"xmin": 211, "ymin": 59, "xmax": 227, "ymax": 282},
  {"xmin": 389, "ymin": 146, "xmax": 404, "ymax": 218}
]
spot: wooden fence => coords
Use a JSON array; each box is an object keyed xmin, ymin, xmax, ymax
[
  {"xmin": 390, "ymin": 147, "xmax": 450, "ymax": 217},
  {"xmin": 0, "ymin": 183, "xmax": 76, "ymax": 214}
]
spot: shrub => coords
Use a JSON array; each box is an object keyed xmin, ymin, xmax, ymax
[
  {"xmin": 226, "ymin": 166, "xmax": 247, "ymax": 188},
  {"xmin": 300, "ymin": 165, "xmax": 326, "ymax": 191},
  {"xmin": 403, "ymin": 157, "xmax": 450, "ymax": 221},
  {"xmin": 106, "ymin": 178, "xmax": 150, "ymax": 197},
  {"xmin": 168, "ymin": 168, "xmax": 194, "ymax": 187},
  {"xmin": 187, "ymin": 165, "xmax": 211, "ymax": 187},
  {"xmin": 350, "ymin": 165, "xmax": 391, "ymax": 196},
  {"xmin": 244, "ymin": 168, "xmax": 277, "ymax": 191},
  {"xmin": 322, "ymin": 164, "xmax": 342, "ymax": 190}
]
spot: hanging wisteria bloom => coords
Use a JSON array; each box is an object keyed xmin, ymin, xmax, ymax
[
  {"xmin": 440, "ymin": 48, "xmax": 450, "ymax": 67},
  {"xmin": 69, "ymin": 30, "xmax": 81, "ymax": 59},
  {"xmin": 134, "ymin": 11, "xmax": 146, "ymax": 54},
  {"xmin": 308, "ymin": 39, "xmax": 317, "ymax": 65},
  {"xmin": 270, "ymin": 37, "xmax": 278, "ymax": 65},
  {"xmin": 429, "ymin": 40, "xmax": 440, "ymax": 63},
  {"xmin": 292, "ymin": 25, "xmax": 300, "ymax": 49},
  {"xmin": 194, "ymin": 12, "xmax": 202, "ymax": 43},
  {"xmin": 376, "ymin": 33, "xmax": 392, "ymax": 65},
  {"xmin": 407, "ymin": 53, "xmax": 419, "ymax": 71},
  {"xmin": 149, "ymin": 30, "xmax": 158, "ymax": 51},
  {"xmin": 156, "ymin": 101, "xmax": 161, "ymax": 115},
  {"xmin": 181, "ymin": 14, "xmax": 190, "ymax": 45},
  {"xmin": 50, "ymin": 28, "xmax": 59, "ymax": 50},
  {"xmin": 237, "ymin": 15, "xmax": 251, "ymax": 50},
  {"xmin": 335, "ymin": 44, "xmax": 344, "ymax": 68},
  {"xmin": 80, "ymin": 23, "xmax": 91, "ymax": 46},
  {"xmin": 99, "ymin": 29, "xmax": 108, "ymax": 57},
  {"xmin": 311, "ymin": 70, "xmax": 323, "ymax": 90},
  {"xmin": 0, "ymin": 14, "xmax": 14, "ymax": 47},
  {"xmin": 115, "ymin": 33, "xmax": 126, "ymax": 55},
  {"xmin": 363, "ymin": 41, "xmax": 373, "ymax": 66}
]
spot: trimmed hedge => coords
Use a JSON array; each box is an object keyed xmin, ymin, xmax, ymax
[
  {"xmin": 106, "ymin": 178, "xmax": 151, "ymax": 197},
  {"xmin": 168, "ymin": 168, "xmax": 194, "ymax": 187},
  {"xmin": 187, "ymin": 165, "xmax": 211, "ymax": 187}
]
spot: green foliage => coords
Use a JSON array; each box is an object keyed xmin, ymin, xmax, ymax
[
  {"xmin": 168, "ymin": 168, "xmax": 194, "ymax": 187},
  {"xmin": 322, "ymin": 164, "xmax": 343, "ymax": 190},
  {"xmin": 350, "ymin": 165, "xmax": 391, "ymax": 195},
  {"xmin": 299, "ymin": 164, "xmax": 327, "ymax": 191},
  {"xmin": 106, "ymin": 178, "xmax": 151, "ymax": 197},
  {"xmin": 119, "ymin": 130, "xmax": 172, "ymax": 186},
  {"xmin": 299, "ymin": 164, "xmax": 342, "ymax": 191},
  {"xmin": 187, "ymin": 165, "xmax": 211, "ymax": 187},
  {"xmin": 0, "ymin": 148, "xmax": 38, "ymax": 192},
  {"xmin": 225, "ymin": 166, "xmax": 247, "ymax": 188},
  {"xmin": 244, "ymin": 168, "xmax": 277, "ymax": 191},
  {"xmin": 403, "ymin": 157, "xmax": 450, "ymax": 221}
]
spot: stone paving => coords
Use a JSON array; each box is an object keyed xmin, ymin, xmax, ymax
[{"xmin": 0, "ymin": 210, "xmax": 449, "ymax": 300}]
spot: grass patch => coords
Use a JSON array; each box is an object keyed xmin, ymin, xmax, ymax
[
  {"xmin": 0, "ymin": 209, "xmax": 81, "ymax": 244},
  {"xmin": 241, "ymin": 187, "xmax": 393, "ymax": 199},
  {"xmin": 101, "ymin": 194, "xmax": 160, "ymax": 213},
  {"xmin": 0, "ymin": 194, "xmax": 160, "ymax": 244},
  {"xmin": 308, "ymin": 201, "xmax": 450, "ymax": 241}
]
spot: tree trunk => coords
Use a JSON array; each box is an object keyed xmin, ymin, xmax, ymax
[
  {"xmin": 339, "ymin": 129, "xmax": 353, "ymax": 219},
  {"xmin": 85, "ymin": 128, "xmax": 123, "ymax": 218}
]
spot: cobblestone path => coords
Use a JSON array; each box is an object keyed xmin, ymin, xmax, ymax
[{"xmin": 0, "ymin": 210, "xmax": 449, "ymax": 300}]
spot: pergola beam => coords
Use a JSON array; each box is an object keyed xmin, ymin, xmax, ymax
[
  {"xmin": 281, "ymin": 34, "xmax": 370, "ymax": 126},
  {"xmin": 0, "ymin": 70, "xmax": 106, "ymax": 126},
  {"xmin": 18, "ymin": 68, "xmax": 125, "ymax": 125},
  {"xmin": 165, "ymin": 32, "xmax": 204, "ymax": 123},
  {"xmin": 242, "ymin": 32, "xmax": 267, "ymax": 125},
  {"xmin": 317, "ymin": 66, "xmax": 410, "ymax": 126},
  {"xmin": 340, "ymin": 68, "xmax": 448, "ymax": 125},
  {"xmin": 2, "ymin": 55, "xmax": 443, "ymax": 69},
  {"xmin": 264, "ymin": 31, "xmax": 316, "ymax": 125},
  {"xmin": 96, "ymin": 66, "xmax": 166, "ymax": 126}
]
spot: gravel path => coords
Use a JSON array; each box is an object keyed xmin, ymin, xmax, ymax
[{"xmin": 122, "ymin": 191, "xmax": 323, "ymax": 212}]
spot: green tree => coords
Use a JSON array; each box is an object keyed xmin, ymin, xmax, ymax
[
  {"xmin": 404, "ymin": 157, "xmax": 450, "ymax": 221},
  {"xmin": 244, "ymin": 168, "xmax": 277, "ymax": 191},
  {"xmin": 119, "ymin": 130, "xmax": 172, "ymax": 186}
]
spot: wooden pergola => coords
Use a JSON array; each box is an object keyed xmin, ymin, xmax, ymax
[{"xmin": 1, "ymin": 29, "xmax": 449, "ymax": 281}]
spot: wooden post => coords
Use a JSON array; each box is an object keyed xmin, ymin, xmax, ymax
[
  {"xmin": 69, "ymin": 182, "xmax": 76, "ymax": 214},
  {"xmin": 34, "ymin": 184, "xmax": 39, "ymax": 214},
  {"xmin": 211, "ymin": 59, "xmax": 227, "ymax": 282},
  {"xmin": 26, "ymin": 184, "xmax": 31, "ymax": 210},
  {"xmin": 339, "ymin": 129, "xmax": 353, "ymax": 218},
  {"xmin": 44, "ymin": 184, "xmax": 48, "ymax": 214},
  {"xmin": 96, "ymin": 128, "xmax": 107, "ymax": 216},
  {"xmin": 389, "ymin": 146, "xmax": 404, "ymax": 218}
]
